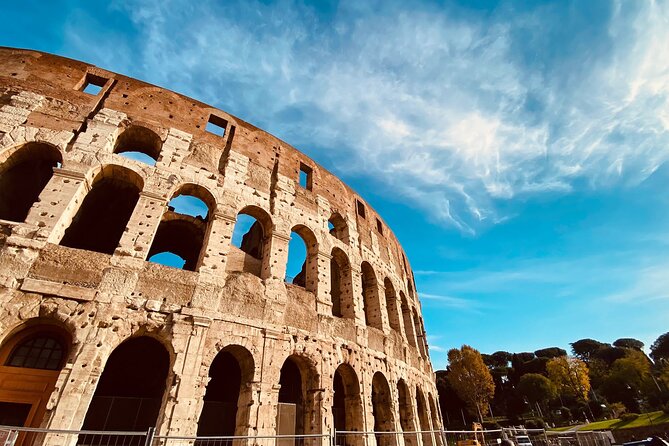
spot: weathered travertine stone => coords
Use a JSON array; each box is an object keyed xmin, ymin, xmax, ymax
[{"xmin": 0, "ymin": 48, "xmax": 442, "ymax": 445}]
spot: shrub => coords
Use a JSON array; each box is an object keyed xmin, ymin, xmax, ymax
[
  {"xmin": 525, "ymin": 418, "xmax": 546, "ymax": 429},
  {"xmin": 663, "ymin": 403, "xmax": 669, "ymax": 415},
  {"xmin": 620, "ymin": 413, "xmax": 639, "ymax": 422},
  {"xmin": 557, "ymin": 407, "xmax": 572, "ymax": 421}
]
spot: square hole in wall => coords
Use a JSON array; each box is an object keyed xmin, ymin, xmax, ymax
[
  {"xmin": 206, "ymin": 114, "xmax": 228, "ymax": 137},
  {"xmin": 299, "ymin": 162, "xmax": 313, "ymax": 191},
  {"xmin": 356, "ymin": 199, "xmax": 366, "ymax": 219},
  {"xmin": 376, "ymin": 218, "xmax": 383, "ymax": 235},
  {"xmin": 80, "ymin": 73, "xmax": 108, "ymax": 96}
]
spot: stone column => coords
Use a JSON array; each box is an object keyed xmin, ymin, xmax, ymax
[
  {"xmin": 114, "ymin": 190, "xmax": 167, "ymax": 258},
  {"xmin": 197, "ymin": 209, "xmax": 236, "ymax": 275},
  {"xmin": 160, "ymin": 315, "xmax": 211, "ymax": 436},
  {"xmin": 46, "ymin": 328, "xmax": 118, "ymax": 433},
  {"xmin": 315, "ymin": 249, "xmax": 333, "ymax": 315},
  {"xmin": 24, "ymin": 168, "xmax": 88, "ymax": 243},
  {"xmin": 266, "ymin": 232, "xmax": 290, "ymax": 281},
  {"xmin": 350, "ymin": 266, "xmax": 366, "ymax": 326},
  {"xmin": 376, "ymin": 281, "xmax": 390, "ymax": 334},
  {"xmin": 255, "ymin": 329, "xmax": 284, "ymax": 437}
]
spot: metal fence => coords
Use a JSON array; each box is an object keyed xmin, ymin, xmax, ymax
[
  {"xmin": 152, "ymin": 433, "xmax": 331, "ymax": 446},
  {"xmin": 0, "ymin": 426, "xmax": 615, "ymax": 446},
  {"xmin": 0, "ymin": 425, "xmax": 151, "ymax": 446}
]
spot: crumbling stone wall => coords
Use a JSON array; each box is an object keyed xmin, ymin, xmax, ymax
[{"xmin": 0, "ymin": 47, "xmax": 442, "ymax": 444}]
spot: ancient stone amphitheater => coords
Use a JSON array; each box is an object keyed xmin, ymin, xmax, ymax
[{"xmin": 0, "ymin": 47, "xmax": 442, "ymax": 444}]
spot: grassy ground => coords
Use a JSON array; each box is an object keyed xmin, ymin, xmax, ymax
[
  {"xmin": 548, "ymin": 426, "xmax": 580, "ymax": 432},
  {"xmin": 578, "ymin": 411, "xmax": 669, "ymax": 431}
]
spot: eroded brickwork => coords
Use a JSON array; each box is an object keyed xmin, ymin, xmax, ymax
[{"xmin": 0, "ymin": 47, "xmax": 442, "ymax": 443}]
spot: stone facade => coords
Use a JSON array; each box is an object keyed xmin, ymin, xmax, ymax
[{"xmin": 0, "ymin": 47, "xmax": 442, "ymax": 443}]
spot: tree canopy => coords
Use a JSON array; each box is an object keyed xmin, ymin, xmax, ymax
[
  {"xmin": 546, "ymin": 356, "xmax": 590, "ymax": 401},
  {"xmin": 447, "ymin": 345, "xmax": 495, "ymax": 422},
  {"xmin": 651, "ymin": 332, "xmax": 669, "ymax": 361},
  {"xmin": 535, "ymin": 347, "xmax": 567, "ymax": 358},
  {"xmin": 570, "ymin": 339, "xmax": 605, "ymax": 362},
  {"xmin": 517, "ymin": 373, "xmax": 556, "ymax": 405},
  {"xmin": 613, "ymin": 338, "xmax": 644, "ymax": 350}
]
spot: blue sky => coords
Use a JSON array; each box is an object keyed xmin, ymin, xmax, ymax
[{"xmin": 3, "ymin": 0, "xmax": 669, "ymax": 368}]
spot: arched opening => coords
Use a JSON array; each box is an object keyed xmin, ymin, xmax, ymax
[
  {"xmin": 413, "ymin": 309, "xmax": 427, "ymax": 358},
  {"xmin": 371, "ymin": 372, "xmax": 396, "ymax": 446},
  {"xmin": 0, "ymin": 323, "xmax": 70, "ymax": 427},
  {"xmin": 397, "ymin": 380, "xmax": 417, "ymax": 446},
  {"xmin": 229, "ymin": 206, "xmax": 272, "ymax": 278},
  {"xmin": 328, "ymin": 212, "xmax": 349, "ymax": 244},
  {"xmin": 361, "ymin": 262, "xmax": 382, "ymax": 329},
  {"xmin": 277, "ymin": 356, "xmax": 320, "ymax": 437},
  {"xmin": 384, "ymin": 279, "xmax": 401, "ymax": 332},
  {"xmin": 400, "ymin": 293, "xmax": 417, "ymax": 347},
  {"xmin": 147, "ymin": 184, "xmax": 215, "ymax": 271},
  {"xmin": 286, "ymin": 225, "xmax": 318, "ymax": 292},
  {"xmin": 80, "ymin": 336, "xmax": 169, "ymax": 432},
  {"xmin": 114, "ymin": 125, "xmax": 162, "ymax": 166},
  {"xmin": 428, "ymin": 394, "xmax": 443, "ymax": 446},
  {"xmin": 416, "ymin": 388, "xmax": 433, "ymax": 446},
  {"xmin": 0, "ymin": 143, "xmax": 62, "ymax": 222},
  {"xmin": 60, "ymin": 165, "xmax": 143, "ymax": 254},
  {"xmin": 330, "ymin": 248, "xmax": 354, "ymax": 319},
  {"xmin": 197, "ymin": 346, "xmax": 254, "ymax": 437},
  {"xmin": 332, "ymin": 364, "xmax": 363, "ymax": 437}
]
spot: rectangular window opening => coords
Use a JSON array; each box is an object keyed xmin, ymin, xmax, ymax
[
  {"xmin": 80, "ymin": 73, "xmax": 108, "ymax": 96},
  {"xmin": 356, "ymin": 200, "xmax": 366, "ymax": 219},
  {"xmin": 206, "ymin": 114, "xmax": 228, "ymax": 137},
  {"xmin": 299, "ymin": 162, "xmax": 313, "ymax": 190},
  {"xmin": 376, "ymin": 218, "xmax": 383, "ymax": 235}
]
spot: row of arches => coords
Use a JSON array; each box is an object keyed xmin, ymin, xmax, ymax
[
  {"xmin": 0, "ymin": 142, "xmax": 388, "ymax": 276},
  {"xmin": 0, "ymin": 323, "xmax": 440, "ymax": 441},
  {"xmin": 0, "ymin": 142, "xmax": 428, "ymax": 355}
]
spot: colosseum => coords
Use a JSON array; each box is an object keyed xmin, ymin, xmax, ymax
[{"xmin": 0, "ymin": 47, "xmax": 442, "ymax": 445}]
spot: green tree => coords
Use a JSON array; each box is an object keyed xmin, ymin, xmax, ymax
[
  {"xmin": 491, "ymin": 351, "xmax": 512, "ymax": 368},
  {"xmin": 535, "ymin": 347, "xmax": 568, "ymax": 359},
  {"xmin": 436, "ymin": 370, "xmax": 467, "ymax": 427},
  {"xmin": 547, "ymin": 356, "xmax": 591, "ymax": 401},
  {"xmin": 598, "ymin": 349, "xmax": 653, "ymax": 413},
  {"xmin": 651, "ymin": 332, "xmax": 669, "ymax": 361},
  {"xmin": 613, "ymin": 338, "xmax": 644, "ymax": 351},
  {"xmin": 611, "ymin": 350, "xmax": 651, "ymax": 388},
  {"xmin": 518, "ymin": 373, "xmax": 556, "ymax": 405},
  {"xmin": 447, "ymin": 345, "xmax": 495, "ymax": 422},
  {"xmin": 571, "ymin": 339, "xmax": 606, "ymax": 362},
  {"xmin": 593, "ymin": 345, "xmax": 626, "ymax": 365}
]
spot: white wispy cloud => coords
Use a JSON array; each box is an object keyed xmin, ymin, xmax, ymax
[
  {"xmin": 419, "ymin": 292, "xmax": 479, "ymax": 310},
  {"xmin": 602, "ymin": 262, "xmax": 669, "ymax": 304},
  {"xmin": 65, "ymin": 0, "xmax": 669, "ymax": 232}
]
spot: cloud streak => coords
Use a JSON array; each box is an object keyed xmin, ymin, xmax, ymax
[{"xmin": 64, "ymin": 0, "xmax": 669, "ymax": 233}]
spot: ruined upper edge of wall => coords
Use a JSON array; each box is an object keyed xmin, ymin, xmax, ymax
[{"xmin": 0, "ymin": 46, "xmax": 419, "ymax": 288}]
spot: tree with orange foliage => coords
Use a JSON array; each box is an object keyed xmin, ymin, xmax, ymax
[{"xmin": 447, "ymin": 345, "xmax": 495, "ymax": 422}]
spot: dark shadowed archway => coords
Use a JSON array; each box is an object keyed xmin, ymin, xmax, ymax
[
  {"xmin": 60, "ymin": 165, "xmax": 143, "ymax": 254},
  {"xmin": 371, "ymin": 372, "xmax": 396, "ymax": 446},
  {"xmin": 332, "ymin": 364, "xmax": 363, "ymax": 438},
  {"xmin": 80, "ymin": 336, "xmax": 169, "ymax": 433},
  {"xmin": 197, "ymin": 345, "xmax": 255, "ymax": 437},
  {"xmin": 0, "ymin": 143, "xmax": 62, "ymax": 222}
]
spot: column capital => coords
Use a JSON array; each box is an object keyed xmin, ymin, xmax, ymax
[
  {"xmin": 213, "ymin": 210, "xmax": 237, "ymax": 223},
  {"xmin": 53, "ymin": 167, "xmax": 86, "ymax": 180},
  {"xmin": 272, "ymin": 232, "xmax": 292, "ymax": 243},
  {"xmin": 140, "ymin": 190, "xmax": 167, "ymax": 201}
]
